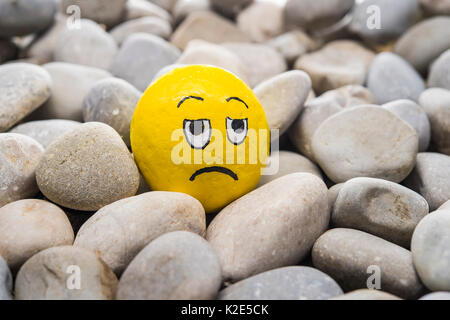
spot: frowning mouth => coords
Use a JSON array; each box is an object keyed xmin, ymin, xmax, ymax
[{"xmin": 189, "ymin": 166, "xmax": 238, "ymax": 181}]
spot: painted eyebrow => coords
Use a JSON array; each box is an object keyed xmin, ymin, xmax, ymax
[
  {"xmin": 177, "ymin": 96, "xmax": 204, "ymax": 108},
  {"xmin": 226, "ymin": 97, "xmax": 248, "ymax": 109}
]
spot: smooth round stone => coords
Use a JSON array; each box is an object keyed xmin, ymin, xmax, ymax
[
  {"xmin": 222, "ymin": 43, "xmax": 287, "ymax": 88},
  {"xmin": 0, "ymin": 255, "xmax": 12, "ymax": 300},
  {"xmin": 173, "ymin": 0, "xmax": 210, "ymax": 23},
  {"xmin": 83, "ymin": 78, "xmax": 141, "ymax": 147},
  {"xmin": 0, "ymin": 39, "xmax": 17, "ymax": 64},
  {"xmin": 110, "ymin": 17, "xmax": 172, "ymax": 45},
  {"xmin": 411, "ymin": 210, "xmax": 450, "ymax": 291},
  {"xmin": 36, "ymin": 122, "xmax": 139, "ymax": 211},
  {"xmin": 367, "ymin": 52, "xmax": 425, "ymax": 104},
  {"xmin": 236, "ymin": 2, "xmax": 284, "ymax": 43},
  {"xmin": 253, "ymin": 70, "xmax": 310, "ymax": 135},
  {"xmin": 428, "ymin": 49, "xmax": 450, "ymax": 90},
  {"xmin": 177, "ymin": 40, "xmax": 249, "ymax": 84},
  {"xmin": 419, "ymin": 88, "xmax": 450, "ymax": 155},
  {"xmin": 0, "ymin": 199, "xmax": 74, "ymax": 271},
  {"xmin": 149, "ymin": 0, "xmax": 178, "ymax": 11},
  {"xmin": 331, "ymin": 289, "xmax": 402, "ymax": 300},
  {"xmin": 419, "ymin": 291, "xmax": 450, "ymax": 300},
  {"xmin": 311, "ymin": 105, "xmax": 418, "ymax": 183},
  {"xmin": 30, "ymin": 62, "xmax": 112, "ymax": 121},
  {"xmin": 383, "ymin": 99, "xmax": 431, "ymax": 152},
  {"xmin": 219, "ymin": 266, "xmax": 343, "ymax": 300},
  {"xmin": 170, "ymin": 11, "xmax": 249, "ymax": 50},
  {"xmin": 266, "ymin": 30, "xmax": 319, "ymax": 64},
  {"xmin": 111, "ymin": 33, "xmax": 180, "ymax": 92},
  {"xmin": 403, "ymin": 152, "xmax": 450, "ymax": 211},
  {"xmin": 394, "ymin": 17, "xmax": 450, "ymax": 74},
  {"xmin": 210, "ymin": 0, "xmax": 253, "ymax": 18},
  {"xmin": 125, "ymin": 0, "xmax": 172, "ymax": 22},
  {"xmin": 117, "ymin": 231, "xmax": 220, "ymax": 300},
  {"xmin": 0, "ymin": 63, "xmax": 52, "ymax": 132},
  {"xmin": 321, "ymin": 85, "xmax": 375, "ymax": 108},
  {"xmin": 151, "ymin": 63, "xmax": 186, "ymax": 82},
  {"xmin": 312, "ymin": 228, "xmax": 423, "ymax": 299},
  {"xmin": 348, "ymin": 0, "xmax": 419, "ymax": 43},
  {"xmin": 15, "ymin": 246, "xmax": 118, "ymax": 300},
  {"xmin": 285, "ymin": 0, "xmax": 354, "ymax": 30},
  {"xmin": 439, "ymin": 200, "xmax": 450, "ymax": 210},
  {"xmin": 74, "ymin": 191, "xmax": 205, "ymax": 274},
  {"xmin": 0, "ymin": 0, "xmax": 56, "ymax": 37},
  {"xmin": 259, "ymin": 151, "xmax": 322, "ymax": 186},
  {"xmin": 61, "ymin": 0, "xmax": 127, "ymax": 28},
  {"xmin": 295, "ymin": 40, "xmax": 375, "ymax": 94},
  {"xmin": 328, "ymin": 183, "xmax": 343, "ymax": 212},
  {"xmin": 54, "ymin": 19, "xmax": 118, "ymax": 70},
  {"xmin": 207, "ymin": 173, "xmax": 329, "ymax": 282},
  {"xmin": 9, "ymin": 120, "xmax": 81, "ymax": 149},
  {"xmin": 0, "ymin": 134, "xmax": 44, "ymax": 207},
  {"xmin": 332, "ymin": 177, "xmax": 429, "ymax": 248},
  {"xmin": 420, "ymin": 0, "xmax": 450, "ymax": 15}
]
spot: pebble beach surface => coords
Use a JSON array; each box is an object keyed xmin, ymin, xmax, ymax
[{"xmin": 0, "ymin": 0, "xmax": 449, "ymax": 301}]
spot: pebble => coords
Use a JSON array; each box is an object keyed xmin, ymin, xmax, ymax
[
  {"xmin": 266, "ymin": 30, "xmax": 319, "ymax": 64},
  {"xmin": 367, "ymin": 52, "xmax": 426, "ymax": 104},
  {"xmin": 110, "ymin": 17, "xmax": 172, "ymax": 45},
  {"xmin": 30, "ymin": 62, "xmax": 112, "ymax": 121},
  {"xmin": 253, "ymin": 70, "xmax": 310, "ymax": 135},
  {"xmin": 36, "ymin": 122, "xmax": 140, "ymax": 211},
  {"xmin": 284, "ymin": 0, "xmax": 354, "ymax": 30},
  {"xmin": 403, "ymin": 152, "xmax": 450, "ymax": 211},
  {"xmin": 439, "ymin": 200, "xmax": 450, "ymax": 210},
  {"xmin": 420, "ymin": 0, "xmax": 450, "ymax": 15},
  {"xmin": 419, "ymin": 88, "xmax": 450, "ymax": 155},
  {"xmin": 54, "ymin": 19, "xmax": 118, "ymax": 70},
  {"xmin": 328, "ymin": 183, "xmax": 343, "ymax": 211},
  {"xmin": 125, "ymin": 0, "xmax": 172, "ymax": 22},
  {"xmin": 394, "ymin": 16, "xmax": 450, "ymax": 74},
  {"xmin": 321, "ymin": 84, "xmax": 375, "ymax": 108},
  {"xmin": 117, "ymin": 231, "xmax": 221, "ymax": 300},
  {"xmin": 382, "ymin": 99, "xmax": 431, "ymax": 152},
  {"xmin": 9, "ymin": 120, "xmax": 81, "ymax": 149},
  {"xmin": 177, "ymin": 40, "xmax": 249, "ymax": 84},
  {"xmin": 170, "ymin": 11, "xmax": 249, "ymax": 50},
  {"xmin": 0, "ymin": 134, "xmax": 44, "ymax": 207},
  {"xmin": 15, "ymin": 246, "xmax": 118, "ymax": 300},
  {"xmin": 0, "ymin": 199, "xmax": 74, "ymax": 271},
  {"xmin": 210, "ymin": 0, "xmax": 253, "ymax": 18},
  {"xmin": 236, "ymin": 2, "xmax": 284, "ymax": 43},
  {"xmin": 0, "ymin": 39, "xmax": 17, "ymax": 64},
  {"xmin": 61, "ymin": 0, "xmax": 127, "ymax": 28},
  {"xmin": 428, "ymin": 49, "xmax": 450, "ymax": 90},
  {"xmin": 258, "ymin": 151, "xmax": 322, "ymax": 186},
  {"xmin": 111, "ymin": 33, "xmax": 180, "ymax": 92},
  {"xmin": 295, "ymin": 40, "xmax": 375, "ymax": 94},
  {"xmin": 0, "ymin": 0, "xmax": 56, "ymax": 37},
  {"xmin": 149, "ymin": 0, "xmax": 178, "ymax": 12},
  {"xmin": 207, "ymin": 173, "xmax": 329, "ymax": 282},
  {"xmin": 0, "ymin": 255, "xmax": 12, "ymax": 300},
  {"xmin": 219, "ymin": 266, "xmax": 343, "ymax": 300},
  {"xmin": 74, "ymin": 191, "xmax": 206, "ymax": 274},
  {"xmin": 83, "ymin": 78, "xmax": 141, "ymax": 147},
  {"xmin": 411, "ymin": 209, "xmax": 450, "ymax": 291},
  {"xmin": 348, "ymin": 0, "xmax": 419, "ymax": 43},
  {"xmin": 419, "ymin": 291, "xmax": 450, "ymax": 300},
  {"xmin": 331, "ymin": 289, "xmax": 402, "ymax": 300},
  {"xmin": 222, "ymin": 42, "xmax": 287, "ymax": 88},
  {"xmin": 0, "ymin": 63, "xmax": 52, "ymax": 132},
  {"xmin": 332, "ymin": 177, "xmax": 429, "ymax": 248},
  {"xmin": 311, "ymin": 105, "xmax": 418, "ymax": 183},
  {"xmin": 173, "ymin": 0, "xmax": 210, "ymax": 24},
  {"xmin": 312, "ymin": 228, "xmax": 424, "ymax": 299}
]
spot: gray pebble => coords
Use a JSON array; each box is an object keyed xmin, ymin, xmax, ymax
[
  {"xmin": 61, "ymin": 0, "xmax": 127, "ymax": 28},
  {"xmin": 110, "ymin": 17, "xmax": 172, "ymax": 45},
  {"xmin": 266, "ymin": 30, "xmax": 320, "ymax": 64},
  {"xmin": 428, "ymin": 49, "xmax": 450, "ymax": 90},
  {"xmin": 0, "ymin": 255, "xmax": 12, "ymax": 300}
]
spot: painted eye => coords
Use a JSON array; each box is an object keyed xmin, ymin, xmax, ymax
[
  {"xmin": 226, "ymin": 117, "xmax": 248, "ymax": 145},
  {"xmin": 183, "ymin": 119, "xmax": 211, "ymax": 149}
]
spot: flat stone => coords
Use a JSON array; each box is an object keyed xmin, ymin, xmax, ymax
[
  {"xmin": 312, "ymin": 228, "xmax": 424, "ymax": 299},
  {"xmin": 403, "ymin": 152, "xmax": 450, "ymax": 211},
  {"xmin": 125, "ymin": 0, "xmax": 172, "ymax": 22},
  {"xmin": 0, "ymin": 63, "xmax": 52, "ymax": 132},
  {"xmin": 83, "ymin": 78, "xmax": 141, "ymax": 147},
  {"xmin": 36, "ymin": 122, "xmax": 140, "ymax": 211},
  {"xmin": 210, "ymin": 0, "xmax": 253, "ymax": 18},
  {"xmin": 332, "ymin": 177, "xmax": 429, "ymax": 248},
  {"xmin": 311, "ymin": 105, "xmax": 418, "ymax": 183},
  {"xmin": 110, "ymin": 17, "xmax": 172, "ymax": 45},
  {"xmin": 61, "ymin": 0, "xmax": 127, "ymax": 28},
  {"xmin": 219, "ymin": 266, "xmax": 343, "ymax": 300},
  {"xmin": 411, "ymin": 209, "xmax": 450, "ymax": 291},
  {"xmin": 428, "ymin": 49, "xmax": 450, "ymax": 90},
  {"xmin": 15, "ymin": 246, "xmax": 118, "ymax": 300},
  {"xmin": 74, "ymin": 191, "xmax": 206, "ymax": 274},
  {"xmin": 207, "ymin": 173, "xmax": 329, "ymax": 282},
  {"xmin": 0, "ymin": 199, "xmax": 74, "ymax": 272},
  {"xmin": 117, "ymin": 231, "xmax": 221, "ymax": 299},
  {"xmin": 0, "ymin": 255, "xmax": 12, "ymax": 300},
  {"xmin": 331, "ymin": 289, "xmax": 402, "ymax": 300},
  {"xmin": 266, "ymin": 30, "xmax": 320, "ymax": 64},
  {"xmin": 111, "ymin": 33, "xmax": 180, "ymax": 92}
]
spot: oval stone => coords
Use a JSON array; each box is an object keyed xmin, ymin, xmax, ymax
[
  {"xmin": 331, "ymin": 289, "xmax": 402, "ymax": 300},
  {"xmin": 428, "ymin": 49, "xmax": 450, "ymax": 90}
]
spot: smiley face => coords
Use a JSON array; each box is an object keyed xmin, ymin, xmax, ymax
[{"xmin": 130, "ymin": 65, "xmax": 269, "ymax": 213}]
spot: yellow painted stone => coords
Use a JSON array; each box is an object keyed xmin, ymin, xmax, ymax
[{"xmin": 130, "ymin": 65, "xmax": 270, "ymax": 213}]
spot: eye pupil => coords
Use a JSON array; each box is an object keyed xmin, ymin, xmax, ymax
[
  {"xmin": 189, "ymin": 121, "xmax": 204, "ymax": 136},
  {"xmin": 231, "ymin": 119, "xmax": 244, "ymax": 133}
]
